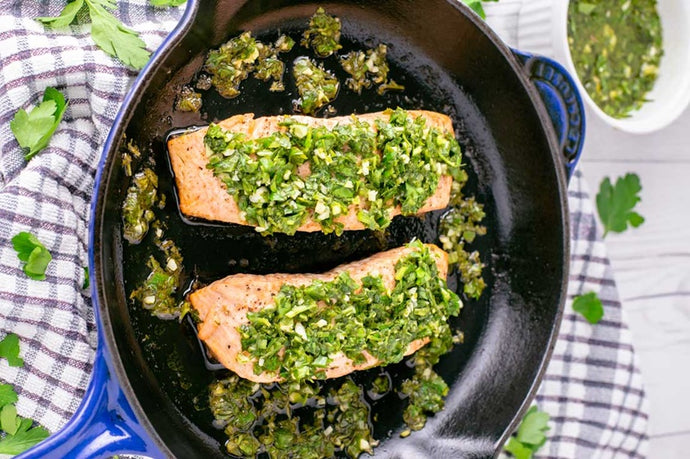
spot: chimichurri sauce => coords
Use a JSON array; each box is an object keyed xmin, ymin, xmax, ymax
[{"xmin": 568, "ymin": 0, "xmax": 663, "ymax": 119}]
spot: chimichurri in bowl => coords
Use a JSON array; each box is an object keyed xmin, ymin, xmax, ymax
[
  {"xmin": 568, "ymin": 0, "xmax": 663, "ymax": 120},
  {"xmin": 517, "ymin": 0, "xmax": 690, "ymax": 133}
]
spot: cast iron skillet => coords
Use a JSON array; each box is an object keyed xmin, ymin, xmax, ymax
[{"xmin": 19, "ymin": 0, "xmax": 585, "ymax": 458}]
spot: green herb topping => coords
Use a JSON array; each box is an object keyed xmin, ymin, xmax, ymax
[
  {"xmin": 204, "ymin": 31, "xmax": 260, "ymax": 98},
  {"xmin": 301, "ymin": 7, "xmax": 342, "ymax": 57},
  {"xmin": 175, "ymin": 86, "xmax": 202, "ymax": 112},
  {"xmin": 239, "ymin": 241, "xmax": 460, "ymax": 382},
  {"xmin": 401, "ymin": 358, "xmax": 449, "ymax": 431},
  {"xmin": 439, "ymin": 177, "xmax": 487, "ymax": 299},
  {"xmin": 122, "ymin": 167, "xmax": 159, "ymax": 244},
  {"xmin": 130, "ymin": 223, "xmax": 186, "ymax": 320},
  {"xmin": 205, "ymin": 108, "xmax": 463, "ymax": 235},
  {"xmin": 568, "ymin": 0, "xmax": 663, "ymax": 118},
  {"xmin": 340, "ymin": 44, "xmax": 404, "ymax": 95},
  {"xmin": 10, "ymin": 87, "xmax": 67, "ymax": 160},
  {"xmin": 293, "ymin": 56, "xmax": 340, "ymax": 114},
  {"xmin": 120, "ymin": 136, "xmax": 141, "ymax": 177},
  {"xmin": 210, "ymin": 317, "xmax": 462, "ymax": 457},
  {"xmin": 254, "ymin": 35, "xmax": 296, "ymax": 92},
  {"xmin": 210, "ymin": 375, "xmax": 377, "ymax": 458},
  {"xmin": 204, "ymin": 32, "xmax": 296, "ymax": 97},
  {"xmin": 11, "ymin": 232, "xmax": 52, "ymax": 281}
]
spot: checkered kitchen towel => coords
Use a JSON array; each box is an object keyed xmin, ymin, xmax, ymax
[{"xmin": 0, "ymin": 0, "xmax": 648, "ymax": 457}]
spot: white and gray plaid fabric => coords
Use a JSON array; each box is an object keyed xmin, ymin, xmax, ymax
[{"xmin": 0, "ymin": 0, "xmax": 648, "ymax": 457}]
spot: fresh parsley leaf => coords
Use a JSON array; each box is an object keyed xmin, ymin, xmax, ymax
[
  {"xmin": 0, "ymin": 421, "xmax": 50, "ymax": 455},
  {"xmin": 0, "ymin": 385, "xmax": 18, "ymax": 407},
  {"xmin": 1, "ymin": 405, "xmax": 19, "ymax": 436},
  {"xmin": 460, "ymin": 0, "xmax": 499, "ymax": 19},
  {"xmin": 11, "ymin": 232, "xmax": 53, "ymax": 281},
  {"xmin": 0, "ymin": 334, "xmax": 24, "ymax": 367},
  {"xmin": 516, "ymin": 406, "xmax": 550, "ymax": 446},
  {"xmin": 36, "ymin": 0, "xmax": 85, "ymax": 28},
  {"xmin": 88, "ymin": 0, "xmax": 151, "ymax": 69},
  {"xmin": 37, "ymin": 0, "xmax": 150, "ymax": 70},
  {"xmin": 83, "ymin": 266, "xmax": 90, "ymax": 289},
  {"xmin": 0, "ymin": 337, "xmax": 49, "ymax": 454},
  {"xmin": 504, "ymin": 436, "xmax": 535, "ymax": 459},
  {"xmin": 504, "ymin": 406, "xmax": 550, "ymax": 458},
  {"xmin": 572, "ymin": 291, "xmax": 604, "ymax": 324},
  {"xmin": 596, "ymin": 173, "xmax": 644, "ymax": 237},
  {"xmin": 10, "ymin": 87, "xmax": 67, "ymax": 160},
  {"xmin": 150, "ymin": 0, "xmax": 186, "ymax": 6}
]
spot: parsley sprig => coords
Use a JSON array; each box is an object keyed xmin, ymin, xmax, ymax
[
  {"xmin": 596, "ymin": 173, "xmax": 644, "ymax": 237},
  {"xmin": 150, "ymin": 0, "xmax": 186, "ymax": 6},
  {"xmin": 37, "ymin": 0, "xmax": 150, "ymax": 70},
  {"xmin": 572, "ymin": 291, "xmax": 604, "ymax": 324},
  {"xmin": 11, "ymin": 232, "xmax": 53, "ymax": 281},
  {"xmin": 504, "ymin": 406, "xmax": 550, "ymax": 459},
  {"xmin": 0, "ymin": 334, "xmax": 50, "ymax": 454},
  {"xmin": 0, "ymin": 334, "xmax": 24, "ymax": 368},
  {"xmin": 460, "ymin": 0, "xmax": 499, "ymax": 19},
  {"xmin": 10, "ymin": 88, "xmax": 67, "ymax": 160}
]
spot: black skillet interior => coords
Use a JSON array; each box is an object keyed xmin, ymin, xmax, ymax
[{"xmin": 95, "ymin": 0, "xmax": 568, "ymax": 457}]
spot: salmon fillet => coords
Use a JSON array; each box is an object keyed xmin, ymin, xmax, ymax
[
  {"xmin": 191, "ymin": 243, "xmax": 449, "ymax": 383},
  {"xmin": 167, "ymin": 110, "xmax": 455, "ymax": 232}
]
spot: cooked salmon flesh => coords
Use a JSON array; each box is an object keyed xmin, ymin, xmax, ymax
[
  {"xmin": 190, "ymin": 243, "xmax": 449, "ymax": 383},
  {"xmin": 167, "ymin": 110, "xmax": 455, "ymax": 232}
]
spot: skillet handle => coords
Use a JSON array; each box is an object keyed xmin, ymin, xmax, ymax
[
  {"xmin": 14, "ymin": 342, "xmax": 165, "ymax": 459},
  {"xmin": 511, "ymin": 49, "xmax": 585, "ymax": 180}
]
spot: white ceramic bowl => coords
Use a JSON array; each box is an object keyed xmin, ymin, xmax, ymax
[{"xmin": 517, "ymin": 0, "xmax": 690, "ymax": 134}]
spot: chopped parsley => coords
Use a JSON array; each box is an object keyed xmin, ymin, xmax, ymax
[
  {"xmin": 239, "ymin": 241, "xmax": 461, "ymax": 382},
  {"xmin": 254, "ymin": 35, "xmax": 295, "ymax": 92},
  {"xmin": 439, "ymin": 183, "xmax": 487, "ymax": 299},
  {"xmin": 204, "ymin": 32, "xmax": 296, "ymax": 97},
  {"xmin": 204, "ymin": 31, "xmax": 260, "ymax": 98},
  {"xmin": 340, "ymin": 44, "xmax": 404, "ymax": 95},
  {"xmin": 293, "ymin": 56, "xmax": 340, "ymax": 114},
  {"xmin": 122, "ymin": 167, "xmax": 159, "ymax": 244},
  {"xmin": 301, "ymin": 7, "xmax": 342, "ymax": 57},
  {"xmin": 130, "ymin": 223, "xmax": 186, "ymax": 320},
  {"xmin": 568, "ymin": 0, "xmax": 663, "ymax": 118},
  {"xmin": 209, "ymin": 375, "xmax": 376, "ymax": 458},
  {"xmin": 11, "ymin": 232, "xmax": 52, "ymax": 281},
  {"xmin": 175, "ymin": 86, "xmax": 202, "ymax": 112},
  {"xmin": 205, "ymin": 108, "xmax": 463, "ymax": 235}
]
